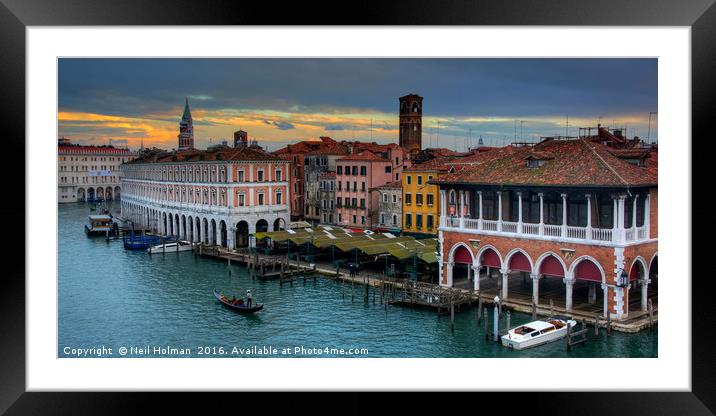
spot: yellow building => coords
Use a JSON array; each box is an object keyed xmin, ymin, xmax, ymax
[{"xmin": 401, "ymin": 158, "xmax": 449, "ymax": 235}]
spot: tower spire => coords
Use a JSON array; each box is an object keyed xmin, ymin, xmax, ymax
[{"xmin": 178, "ymin": 97, "xmax": 195, "ymax": 150}]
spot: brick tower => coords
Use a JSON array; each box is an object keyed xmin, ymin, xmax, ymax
[{"xmin": 399, "ymin": 94, "xmax": 423, "ymax": 157}]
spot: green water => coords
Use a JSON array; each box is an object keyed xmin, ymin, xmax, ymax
[{"xmin": 58, "ymin": 202, "xmax": 657, "ymax": 358}]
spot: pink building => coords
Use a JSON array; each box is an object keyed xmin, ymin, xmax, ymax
[{"xmin": 334, "ymin": 145, "xmax": 410, "ymax": 229}]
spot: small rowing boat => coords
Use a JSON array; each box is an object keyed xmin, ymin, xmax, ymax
[
  {"xmin": 213, "ymin": 289, "xmax": 263, "ymax": 313},
  {"xmin": 501, "ymin": 315, "xmax": 577, "ymax": 350}
]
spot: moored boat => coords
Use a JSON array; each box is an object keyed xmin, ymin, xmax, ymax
[
  {"xmin": 213, "ymin": 289, "xmax": 263, "ymax": 313},
  {"xmin": 501, "ymin": 316, "xmax": 577, "ymax": 350},
  {"xmin": 84, "ymin": 214, "xmax": 119, "ymax": 236},
  {"xmin": 147, "ymin": 240, "xmax": 195, "ymax": 254}
]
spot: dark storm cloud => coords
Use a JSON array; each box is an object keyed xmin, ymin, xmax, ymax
[
  {"xmin": 263, "ymin": 119, "xmax": 295, "ymax": 130},
  {"xmin": 58, "ymin": 58, "xmax": 657, "ymax": 119}
]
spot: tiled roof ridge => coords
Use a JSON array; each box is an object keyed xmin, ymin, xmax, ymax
[{"xmin": 580, "ymin": 139, "xmax": 629, "ymax": 186}]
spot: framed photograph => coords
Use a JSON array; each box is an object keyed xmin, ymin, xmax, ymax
[{"xmin": 3, "ymin": 0, "xmax": 712, "ymax": 413}]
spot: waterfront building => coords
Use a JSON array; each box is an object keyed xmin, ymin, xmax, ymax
[
  {"xmin": 433, "ymin": 138, "xmax": 658, "ymax": 320},
  {"xmin": 371, "ymin": 181, "xmax": 402, "ymax": 233},
  {"xmin": 399, "ymin": 93, "xmax": 423, "ymax": 159},
  {"xmin": 58, "ymin": 138, "xmax": 136, "ymax": 203},
  {"xmin": 120, "ymin": 146, "xmax": 290, "ymax": 249},
  {"xmin": 318, "ymin": 172, "xmax": 337, "ymax": 225},
  {"xmin": 303, "ymin": 142, "xmax": 349, "ymax": 224},
  {"xmin": 401, "ymin": 155, "xmax": 465, "ymax": 236},
  {"xmin": 177, "ymin": 98, "xmax": 195, "ymax": 151}
]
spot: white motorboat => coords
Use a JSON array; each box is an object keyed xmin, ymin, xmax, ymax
[
  {"xmin": 147, "ymin": 240, "xmax": 195, "ymax": 254},
  {"xmin": 501, "ymin": 316, "xmax": 577, "ymax": 350}
]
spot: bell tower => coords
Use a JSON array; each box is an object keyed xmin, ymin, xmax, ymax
[
  {"xmin": 399, "ymin": 94, "xmax": 423, "ymax": 157},
  {"xmin": 178, "ymin": 97, "xmax": 195, "ymax": 150}
]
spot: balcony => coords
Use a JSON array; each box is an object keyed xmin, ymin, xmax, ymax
[{"xmin": 439, "ymin": 215, "xmax": 650, "ymax": 245}]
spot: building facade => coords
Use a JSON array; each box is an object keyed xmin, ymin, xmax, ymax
[
  {"xmin": 371, "ymin": 181, "xmax": 402, "ymax": 233},
  {"xmin": 120, "ymin": 146, "xmax": 290, "ymax": 249},
  {"xmin": 318, "ymin": 172, "xmax": 336, "ymax": 225},
  {"xmin": 434, "ymin": 139, "xmax": 658, "ymax": 320},
  {"xmin": 58, "ymin": 138, "xmax": 136, "ymax": 203}
]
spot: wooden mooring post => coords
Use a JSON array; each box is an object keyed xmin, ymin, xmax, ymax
[
  {"xmin": 531, "ymin": 302, "xmax": 537, "ymax": 320},
  {"xmin": 594, "ymin": 314, "xmax": 600, "ymax": 336},
  {"xmin": 483, "ymin": 307, "xmax": 489, "ymax": 341},
  {"xmin": 648, "ymin": 299, "xmax": 654, "ymax": 329},
  {"xmin": 549, "ymin": 299, "xmax": 554, "ymax": 317},
  {"xmin": 477, "ymin": 296, "xmax": 483, "ymax": 324},
  {"xmin": 567, "ymin": 319, "xmax": 589, "ymax": 351},
  {"xmin": 506, "ymin": 310, "xmax": 511, "ymax": 334},
  {"xmin": 606, "ymin": 312, "xmax": 612, "ymax": 336},
  {"xmin": 450, "ymin": 302, "xmax": 455, "ymax": 333}
]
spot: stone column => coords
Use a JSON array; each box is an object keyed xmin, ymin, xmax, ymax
[
  {"xmin": 459, "ymin": 190, "xmax": 465, "ymax": 228},
  {"xmin": 564, "ymin": 276, "xmax": 575, "ymax": 311},
  {"xmin": 586, "ymin": 193, "xmax": 592, "ymax": 240},
  {"xmin": 561, "ymin": 193, "xmax": 568, "ymax": 237},
  {"xmin": 612, "ymin": 196, "xmax": 619, "ymax": 242},
  {"xmin": 645, "ymin": 193, "xmax": 651, "ymax": 238},
  {"xmin": 228, "ymin": 227, "xmax": 235, "ymax": 251},
  {"xmin": 632, "ymin": 194, "xmax": 639, "ymax": 236},
  {"xmin": 538, "ymin": 192, "xmax": 544, "ymax": 235},
  {"xmin": 501, "ymin": 268, "xmax": 510, "ymax": 299},
  {"xmin": 618, "ymin": 194, "xmax": 627, "ymax": 242},
  {"xmin": 641, "ymin": 278, "xmax": 651, "ymax": 311},
  {"xmin": 478, "ymin": 191, "xmax": 483, "ymax": 230},
  {"xmin": 531, "ymin": 272, "xmax": 540, "ymax": 305},
  {"xmin": 439, "ymin": 190, "xmax": 447, "ymax": 227},
  {"xmin": 446, "ymin": 261, "xmax": 455, "ymax": 287},
  {"xmin": 497, "ymin": 191, "xmax": 503, "ymax": 231},
  {"xmin": 472, "ymin": 264, "xmax": 481, "ymax": 292},
  {"xmin": 517, "ymin": 192, "xmax": 523, "ymax": 234}
]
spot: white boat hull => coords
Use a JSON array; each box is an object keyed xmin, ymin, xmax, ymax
[
  {"xmin": 147, "ymin": 241, "xmax": 195, "ymax": 254},
  {"xmin": 501, "ymin": 319, "xmax": 577, "ymax": 350}
]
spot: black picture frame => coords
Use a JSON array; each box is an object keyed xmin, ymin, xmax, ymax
[{"xmin": 1, "ymin": 0, "xmax": 711, "ymax": 413}]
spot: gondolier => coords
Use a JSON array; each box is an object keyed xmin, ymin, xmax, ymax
[{"xmin": 246, "ymin": 290, "xmax": 252, "ymax": 307}]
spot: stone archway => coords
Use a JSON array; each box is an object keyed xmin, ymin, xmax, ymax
[
  {"xmin": 629, "ymin": 257, "xmax": 649, "ymax": 313},
  {"xmin": 273, "ymin": 218, "xmax": 285, "ymax": 231},
  {"xmin": 105, "ymin": 187, "xmax": 113, "ymax": 201},
  {"xmin": 96, "ymin": 187, "xmax": 104, "ymax": 200},
  {"xmin": 534, "ymin": 252, "xmax": 567, "ymax": 307},
  {"xmin": 77, "ymin": 188, "xmax": 86, "ymax": 202},
  {"xmin": 256, "ymin": 219, "xmax": 269, "ymax": 233},
  {"xmin": 210, "ymin": 219, "xmax": 217, "ymax": 245},
  {"xmin": 236, "ymin": 221, "xmax": 249, "ymax": 248},
  {"xmin": 220, "ymin": 220, "xmax": 228, "ymax": 247},
  {"xmin": 114, "ymin": 186, "xmax": 121, "ymax": 199},
  {"xmin": 447, "ymin": 243, "xmax": 474, "ymax": 289},
  {"xmin": 570, "ymin": 256, "xmax": 607, "ymax": 317},
  {"xmin": 503, "ymin": 248, "xmax": 534, "ymax": 300},
  {"xmin": 87, "ymin": 187, "xmax": 95, "ymax": 201}
]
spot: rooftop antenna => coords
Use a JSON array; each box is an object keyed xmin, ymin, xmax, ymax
[
  {"xmin": 519, "ymin": 120, "xmax": 525, "ymax": 141},
  {"xmin": 647, "ymin": 111, "xmax": 657, "ymax": 143},
  {"xmin": 468, "ymin": 128, "xmax": 472, "ymax": 150}
]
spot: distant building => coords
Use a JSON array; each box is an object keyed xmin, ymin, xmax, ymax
[
  {"xmin": 318, "ymin": 172, "xmax": 337, "ymax": 225},
  {"xmin": 234, "ymin": 130, "xmax": 248, "ymax": 148},
  {"xmin": 371, "ymin": 181, "xmax": 402, "ymax": 232},
  {"xmin": 57, "ymin": 138, "xmax": 136, "ymax": 203},
  {"xmin": 120, "ymin": 146, "xmax": 290, "ymax": 249},
  {"xmin": 399, "ymin": 93, "xmax": 423, "ymax": 158},
  {"xmin": 177, "ymin": 98, "xmax": 195, "ymax": 151}
]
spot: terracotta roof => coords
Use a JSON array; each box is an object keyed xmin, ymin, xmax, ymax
[
  {"xmin": 58, "ymin": 145, "xmax": 132, "ymax": 154},
  {"xmin": 337, "ymin": 150, "xmax": 388, "ymax": 162},
  {"xmin": 434, "ymin": 139, "xmax": 657, "ymax": 188},
  {"xmin": 405, "ymin": 156, "xmax": 457, "ymax": 172},
  {"xmin": 129, "ymin": 146, "xmax": 284, "ymax": 164},
  {"xmin": 305, "ymin": 143, "xmax": 349, "ymax": 156},
  {"xmin": 372, "ymin": 181, "xmax": 402, "ymax": 190}
]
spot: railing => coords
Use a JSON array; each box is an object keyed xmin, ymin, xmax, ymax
[
  {"xmin": 482, "ymin": 219, "xmax": 498, "ymax": 231},
  {"xmin": 637, "ymin": 226, "xmax": 648, "ymax": 240},
  {"xmin": 543, "ymin": 224, "xmax": 562, "ymax": 237},
  {"xmin": 439, "ymin": 215, "xmax": 650, "ymax": 245},
  {"xmin": 566, "ymin": 225, "xmax": 586, "ymax": 240},
  {"xmin": 522, "ymin": 223, "xmax": 540, "ymax": 235},
  {"xmin": 591, "ymin": 228, "xmax": 612, "ymax": 242},
  {"xmin": 501, "ymin": 220, "xmax": 518, "ymax": 233}
]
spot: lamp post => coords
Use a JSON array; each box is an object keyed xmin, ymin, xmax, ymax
[
  {"xmin": 493, "ymin": 295, "xmax": 501, "ymax": 342},
  {"xmin": 617, "ymin": 269, "xmax": 629, "ymax": 288}
]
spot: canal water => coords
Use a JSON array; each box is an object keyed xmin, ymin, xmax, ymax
[{"xmin": 59, "ymin": 202, "xmax": 657, "ymax": 358}]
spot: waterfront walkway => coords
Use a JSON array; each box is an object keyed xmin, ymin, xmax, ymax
[{"xmin": 194, "ymin": 244, "xmax": 657, "ymax": 333}]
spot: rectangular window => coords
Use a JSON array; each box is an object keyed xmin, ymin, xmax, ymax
[
  {"xmin": 351, "ymin": 166, "xmax": 358, "ymax": 175},
  {"xmin": 392, "ymin": 214, "xmax": 397, "ymax": 225},
  {"xmin": 417, "ymin": 176, "xmax": 423, "ymax": 185},
  {"xmin": 353, "ymin": 182, "xmax": 357, "ymax": 192},
  {"xmin": 427, "ymin": 193, "xmax": 434, "ymax": 206},
  {"xmin": 361, "ymin": 216, "xmax": 365, "ymax": 225},
  {"xmin": 405, "ymin": 193, "xmax": 412, "ymax": 204},
  {"xmin": 416, "ymin": 193, "xmax": 423, "ymax": 205},
  {"xmin": 395, "ymin": 173, "xmax": 399, "ymax": 181},
  {"xmin": 338, "ymin": 213, "xmax": 342, "ymax": 223},
  {"xmin": 238, "ymin": 193, "xmax": 245, "ymax": 206},
  {"xmin": 427, "ymin": 215, "xmax": 434, "ymax": 229},
  {"xmin": 392, "ymin": 194, "xmax": 397, "ymax": 203},
  {"xmin": 380, "ymin": 214, "xmax": 385, "ymax": 224},
  {"xmin": 361, "ymin": 182, "xmax": 366, "ymax": 192},
  {"xmin": 352, "ymin": 215, "xmax": 357, "ymax": 224},
  {"xmin": 257, "ymin": 170, "xmax": 264, "ymax": 182},
  {"xmin": 352, "ymin": 198, "xmax": 357, "ymax": 207},
  {"xmin": 360, "ymin": 198, "xmax": 365, "ymax": 208},
  {"xmin": 360, "ymin": 166, "xmax": 367, "ymax": 175},
  {"xmin": 337, "ymin": 197, "xmax": 342, "ymax": 207},
  {"xmin": 416, "ymin": 214, "xmax": 423, "ymax": 228},
  {"xmin": 345, "ymin": 181, "xmax": 349, "ymax": 190},
  {"xmin": 276, "ymin": 192, "xmax": 282, "ymax": 205},
  {"xmin": 258, "ymin": 192, "xmax": 265, "ymax": 205},
  {"xmin": 338, "ymin": 181, "xmax": 342, "ymax": 191},
  {"xmin": 345, "ymin": 166, "xmax": 350, "ymax": 175},
  {"xmin": 385, "ymin": 166, "xmax": 392, "ymax": 173},
  {"xmin": 337, "ymin": 166, "xmax": 343, "ymax": 175},
  {"xmin": 330, "ymin": 200, "xmax": 334, "ymax": 209},
  {"xmin": 405, "ymin": 213, "xmax": 412, "ymax": 228},
  {"xmin": 382, "ymin": 193, "xmax": 388, "ymax": 202},
  {"xmin": 275, "ymin": 170, "xmax": 282, "ymax": 181},
  {"xmin": 406, "ymin": 175, "xmax": 412, "ymax": 185}
]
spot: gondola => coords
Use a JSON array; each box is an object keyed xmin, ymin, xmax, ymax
[{"xmin": 213, "ymin": 289, "xmax": 263, "ymax": 313}]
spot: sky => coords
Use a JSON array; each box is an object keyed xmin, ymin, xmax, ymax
[{"xmin": 58, "ymin": 58, "xmax": 658, "ymax": 151}]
